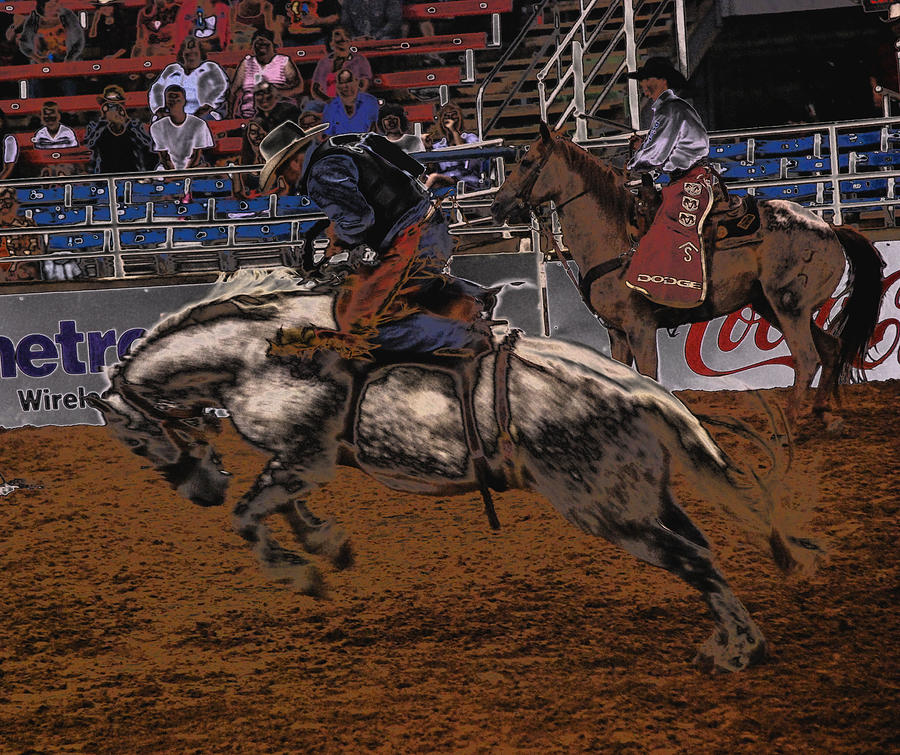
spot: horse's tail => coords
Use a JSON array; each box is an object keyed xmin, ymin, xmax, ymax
[
  {"xmin": 649, "ymin": 399, "xmax": 822, "ymax": 576},
  {"xmin": 830, "ymin": 225, "xmax": 886, "ymax": 384}
]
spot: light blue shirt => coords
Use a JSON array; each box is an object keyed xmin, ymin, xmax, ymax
[{"xmin": 322, "ymin": 93, "xmax": 380, "ymax": 137}]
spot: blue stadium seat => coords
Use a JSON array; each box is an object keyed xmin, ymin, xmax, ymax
[
  {"xmin": 786, "ymin": 156, "xmax": 830, "ymax": 174},
  {"xmin": 755, "ymin": 136, "xmax": 818, "ymax": 157},
  {"xmin": 215, "ymin": 197, "xmax": 270, "ymax": 217},
  {"xmin": 839, "ymin": 177, "xmax": 889, "ymax": 195},
  {"xmin": 130, "ymin": 180, "xmax": 186, "ymax": 202},
  {"xmin": 750, "ymin": 183, "xmax": 830, "ymax": 202},
  {"xmin": 48, "ymin": 232, "xmax": 105, "ymax": 250},
  {"xmin": 173, "ymin": 226, "xmax": 229, "ymax": 243},
  {"xmin": 71, "ymin": 182, "xmax": 109, "ymax": 202},
  {"xmin": 152, "ymin": 201, "xmax": 210, "ymax": 220},
  {"xmin": 234, "ymin": 222, "xmax": 292, "ymax": 243},
  {"xmin": 832, "ymin": 130, "xmax": 883, "ymax": 151},
  {"xmin": 120, "ymin": 229, "xmax": 167, "ymax": 247},
  {"xmin": 191, "ymin": 178, "xmax": 234, "ymax": 197},
  {"xmin": 275, "ymin": 195, "xmax": 320, "ymax": 215},
  {"xmin": 708, "ymin": 142, "xmax": 749, "ymax": 160},
  {"xmin": 854, "ymin": 149, "xmax": 900, "ymax": 168},
  {"xmin": 92, "ymin": 204, "xmax": 149, "ymax": 223},
  {"xmin": 31, "ymin": 206, "xmax": 87, "ymax": 226},
  {"xmin": 714, "ymin": 158, "xmax": 782, "ymax": 180},
  {"xmin": 16, "ymin": 186, "xmax": 65, "ymax": 205}
]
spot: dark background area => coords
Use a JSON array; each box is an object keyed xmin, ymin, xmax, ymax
[{"xmin": 693, "ymin": 7, "xmax": 900, "ymax": 129}]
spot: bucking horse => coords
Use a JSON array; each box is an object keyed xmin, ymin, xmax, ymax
[{"xmin": 91, "ymin": 270, "xmax": 821, "ymax": 672}]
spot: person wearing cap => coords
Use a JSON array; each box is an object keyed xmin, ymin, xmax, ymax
[
  {"xmin": 86, "ymin": 85, "xmax": 156, "ymax": 174},
  {"xmin": 258, "ymin": 121, "xmax": 495, "ymax": 360},
  {"xmin": 623, "ymin": 57, "xmax": 715, "ymax": 308}
]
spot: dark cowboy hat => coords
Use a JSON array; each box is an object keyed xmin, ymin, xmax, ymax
[
  {"xmin": 97, "ymin": 84, "xmax": 127, "ymax": 106},
  {"xmin": 259, "ymin": 120, "xmax": 330, "ymax": 192},
  {"xmin": 627, "ymin": 57, "xmax": 687, "ymax": 90}
]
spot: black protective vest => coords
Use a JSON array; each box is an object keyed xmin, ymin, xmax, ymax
[{"xmin": 300, "ymin": 133, "xmax": 429, "ymax": 249}]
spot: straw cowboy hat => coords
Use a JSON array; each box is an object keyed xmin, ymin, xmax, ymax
[
  {"xmin": 258, "ymin": 120, "xmax": 329, "ymax": 192},
  {"xmin": 627, "ymin": 57, "xmax": 687, "ymax": 91},
  {"xmin": 97, "ymin": 84, "xmax": 127, "ymax": 106}
]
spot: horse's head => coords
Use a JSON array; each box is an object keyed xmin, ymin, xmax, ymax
[{"xmin": 491, "ymin": 122, "xmax": 569, "ymax": 224}]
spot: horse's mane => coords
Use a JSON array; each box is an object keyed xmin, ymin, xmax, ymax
[
  {"xmin": 554, "ymin": 139, "xmax": 633, "ymax": 218},
  {"xmin": 148, "ymin": 268, "xmax": 332, "ymax": 341}
]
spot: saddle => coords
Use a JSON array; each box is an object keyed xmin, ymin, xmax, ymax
[{"xmin": 267, "ymin": 319, "xmax": 519, "ymax": 533}]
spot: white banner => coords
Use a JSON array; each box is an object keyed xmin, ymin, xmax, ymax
[{"xmin": 0, "ymin": 239, "xmax": 897, "ymax": 428}]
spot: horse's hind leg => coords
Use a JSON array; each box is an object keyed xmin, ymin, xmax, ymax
[
  {"xmin": 811, "ymin": 323, "xmax": 843, "ymax": 413},
  {"xmin": 232, "ymin": 460, "xmax": 325, "ymax": 595}
]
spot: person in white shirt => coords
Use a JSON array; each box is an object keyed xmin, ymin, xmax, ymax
[
  {"xmin": 1, "ymin": 110, "xmax": 19, "ymax": 180},
  {"xmin": 148, "ymin": 37, "xmax": 230, "ymax": 121},
  {"xmin": 31, "ymin": 101, "xmax": 79, "ymax": 149},
  {"xmin": 149, "ymin": 84, "xmax": 215, "ymax": 170}
]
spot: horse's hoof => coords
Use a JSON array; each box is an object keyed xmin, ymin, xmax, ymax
[
  {"xmin": 693, "ymin": 634, "xmax": 768, "ymax": 673},
  {"xmin": 264, "ymin": 561, "xmax": 326, "ymax": 597},
  {"xmin": 306, "ymin": 523, "xmax": 354, "ymax": 570},
  {"xmin": 824, "ymin": 414, "xmax": 845, "ymax": 437}
]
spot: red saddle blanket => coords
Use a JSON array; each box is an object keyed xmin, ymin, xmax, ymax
[{"xmin": 625, "ymin": 164, "xmax": 715, "ymax": 308}]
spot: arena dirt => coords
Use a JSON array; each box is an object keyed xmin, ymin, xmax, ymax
[{"xmin": 1, "ymin": 382, "xmax": 897, "ymax": 753}]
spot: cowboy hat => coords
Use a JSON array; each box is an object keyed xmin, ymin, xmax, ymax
[
  {"xmin": 97, "ymin": 84, "xmax": 127, "ymax": 105},
  {"xmin": 258, "ymin": 120, "xmax": 330, "ymax": 192},
  {"xmin": 627, "ymin": 57, "xmax": 687, "ymax": 90}
]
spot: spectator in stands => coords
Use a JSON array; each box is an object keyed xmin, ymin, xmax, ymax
[
  {"xmin": 425, "ymin": 101, "xmax": 486, "ymax": 191},
  {"xmin": 280, "ymin": 0, "xmax": 340, "ymax": 47},
  {"xmin": 298, "ymin": 98, "xmax": 325, "ymax": 130},
  {"xmin": 232, "ymin": 0, "xmax": 281, "ymax": 50},
  {"xmin": 150, "ymin": 84, "xmax": 215, "ymax": 169},
  {"xmin": 32, "ymin": 101, "xmax": 79, "ymax": 150},
  {"xmin": 231, "ymin": 29, "xmax": 303, "ymax": 117},
  {"xmin": 251, "ymin": 79, "xmax": 301, "ymax": 130},
  {"xmin": 86, "ymin": 85, "xmax": 156, "ymax": 174},
  {"xmin": 235, "ymin": 116, "xmax": 268, "ymax": 197},
  {"xmin": 340, "ymin": 0, "xmax": 401, "ymax": 40},
  {"xmin": 17, "ymin": 0, "xmax": 86, "ymax": 97},
  {"xmin": 323, "ymin": 68, "xmax": 379, "ymax": 136},
  {"xmin": 134, "ymin": 0, "xmax": 180, "ymax": 57},
  {"xmin": 310, "ymin": 25, "xmax": 372, "ymax": 102},
  {"xmin": 376, "ymin": 102, "xmax": 423, "ymax": 153},
  {"xmin": 149, "ymin": 37, "xmax": 230, "ymax": 120},
  {"xmin": 0, "ymin": 110, "xmax": 19, "ymax": 180},
  {"xmin": 0, "ymin": 186, "xmax": 42, "ymax": 283},
  {"xmin": 86, "ymin": 0, "xmax": 129, "ymax": 60},
  {"xmin": 175, "ymin": 0, "xmax": 231, "ymax": 54}
]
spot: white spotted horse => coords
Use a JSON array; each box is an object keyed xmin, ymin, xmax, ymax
[{"xmin": 91, "ymin": 270, "xmax": 822, "ymax": 672}]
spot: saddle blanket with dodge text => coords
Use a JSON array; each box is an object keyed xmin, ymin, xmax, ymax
[{"xmin": 625, "ymin": 164, "xmax": 714, "ymax": 308}]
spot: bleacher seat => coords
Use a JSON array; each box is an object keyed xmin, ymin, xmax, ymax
[
  {"xmin": 750, "ymin": 183, "xmax": 830, "ymax": 202},
  {"xmin": 840, "ymin": 178, "xmax": 889, "ymax": 195},
  {"xmin": 854, "ymin": 149, "xmax": 900, "ymax": 168},
  {"xmin": 120, "ymin": 229, "xmax": 167, "ymax": 248},
  {"xmin": 16, "ymin": 186, "xmax": 66, "ymax": 205},
  {"xmin": 93, "ymin": 205, "xmax": 149, "ymax": 223},
  {"xmin": 191, "ymin": 178, "xmax": 234, "ymax": 197},
  {"xmin": 130, "ymin": 181, "xmax": 187, "ymax": 202},
  {"xmin": 173, "ymin": 226, "xmax": 229, "ymax": 244},
  {"xmin": 786, "ymin": 156, "xmax": 830, "ymax": 174},
  {"xmin": 714, "ymin": 158, "xmax": 782, "ymax": 180},
  {"xmin": 215, "ymin": 198, "xmax": 270, "ymax": 218},
  {"xmin": 755, "ymin": 136, "xmax": 819, "ymax": 157},
  {"xmin": 275, "ymin": 195, "xmax": 319, "ymax": 216},
  {"xmin": 709, "ymin": 142, "xmax": 749, "ymax": 160},
  {"xmin": 833, "ymin": 130, "xmax": 884, "ymax": 151},
  {"xmin": 71, "ymin": 183, "xmax": 110, "ymax": 202},
  {"xmin": 47, "ymin": 232, "xmax": 105, "ymax": 251},
  {"xmin": 152, "ymin": 201, "xmax": 211, "ymax": 220},
  {"xmin": 31, "ymin": 206, "xmax": 87, "ymax": 226},
  {"xmin": 234, "ymin": 222, "xmax": 293, "ymax": 243}
]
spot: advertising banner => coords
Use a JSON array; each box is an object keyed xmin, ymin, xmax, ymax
[{"xmin": 0, "ymin": 240, "xmax": 897, "ymax": 428}]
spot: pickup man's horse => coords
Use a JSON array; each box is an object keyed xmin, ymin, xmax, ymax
[
  {"xmin": 91, "ymin": 271, "xmax": 818, "ymax": 671},
  {"xmin": 491, "ymin": 124, "xmax": 885, "ymax": 423}
]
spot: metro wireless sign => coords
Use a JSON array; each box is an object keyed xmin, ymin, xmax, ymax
[{"xmin": 1, "ymin": 320, "xmax": 145, "ymax": 414}]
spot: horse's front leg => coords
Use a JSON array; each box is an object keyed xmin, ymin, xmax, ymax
[
  {"xmin": 232, "ymin": 460, "xmax": 326, "ymax": 595},
  {"xmin": 281, "ymin": 499, "xmax": 354, "ymax": 570}
]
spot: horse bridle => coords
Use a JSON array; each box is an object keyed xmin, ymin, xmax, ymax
[{"xmin": 513, "ymin": 141, "xmax": 590, "ymax": 217}]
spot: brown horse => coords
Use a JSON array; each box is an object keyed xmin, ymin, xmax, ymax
[{"xmin": 491, "ymin": 124, "xmax": 886, "ymax": 422}]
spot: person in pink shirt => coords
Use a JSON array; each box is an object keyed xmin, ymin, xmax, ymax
[
  {"xmin": 230, "ymin": 28, "xmax": 303, "ymax": 117},
  {"xmin": 310, "ymin": 25, "xmax": 372, "ymax": 102}
]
